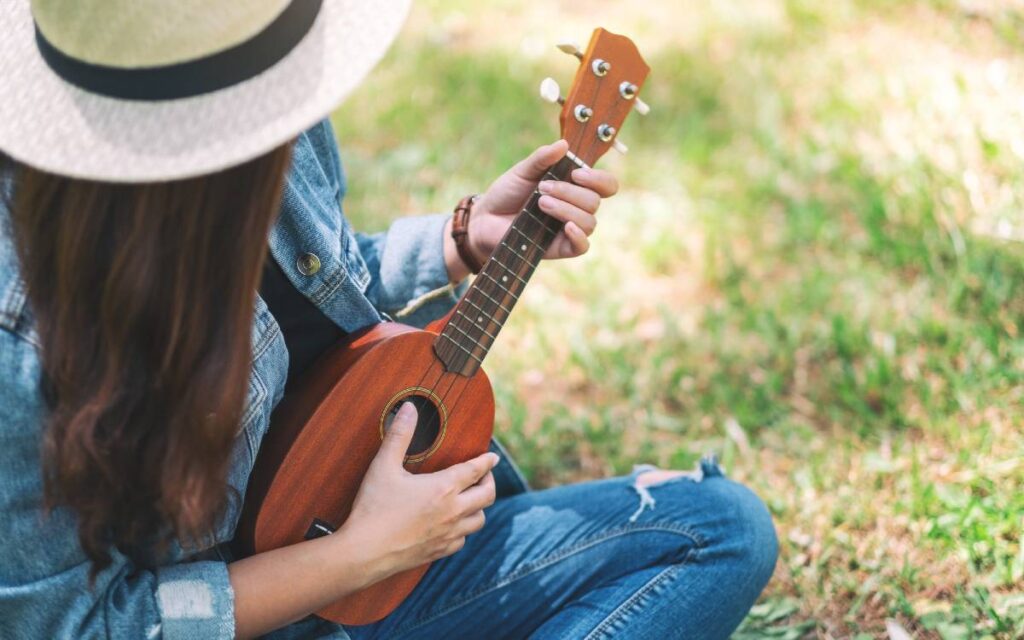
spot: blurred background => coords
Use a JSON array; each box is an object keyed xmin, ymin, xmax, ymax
[{"xmin": 331, "ymin": 0, "xmax": 1024, "ymax": 637}]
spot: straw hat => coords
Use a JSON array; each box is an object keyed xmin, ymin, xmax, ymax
[{"xmin": 0, "ymin": 0, "xmax": 411, "ymax": 183}]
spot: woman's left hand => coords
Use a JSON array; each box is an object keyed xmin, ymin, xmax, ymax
[{"xmin": 444, "ymin": 140, "xmax": 619, "ymax": 282}]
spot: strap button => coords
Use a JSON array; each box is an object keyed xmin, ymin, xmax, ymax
[{"xmin": 297, "ymin": 252, "xmax": 321, "ymax": 276}]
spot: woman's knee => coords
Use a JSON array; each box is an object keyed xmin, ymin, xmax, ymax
[
  {"xmin": 630, "ymin": 463, "xmax": 778, "ymax": 592},
  {"xmin": 707, "ymin": 477, "xmax": 779, "ymax": 589},
  {"xmin": 638, "ymin": 467, "xmax": 776, "ymax": 574}
]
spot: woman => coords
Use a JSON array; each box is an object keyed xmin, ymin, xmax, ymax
[{"xmin": 0, "ymin": 1, "xmax": 777, "ymax": 639}]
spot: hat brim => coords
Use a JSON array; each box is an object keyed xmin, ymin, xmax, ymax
[{"xmin": 0, "ymin": 0, "xmax": 411, "ymax": 183}]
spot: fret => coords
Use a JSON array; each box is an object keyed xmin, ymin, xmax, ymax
[
  {"xmin": 438, "ymin": 332, "xmax": 484, "ymax": 363},
  {"xmin": 486, "ymin": 259, "xmax": 529, "ymax": 286},
  {"xmin": 471, "ymin": 286, "xmax": 512, "ymax": 316},
  {"xmin": 478, "ymin": 271, "xmax": 519, "ymax": 300},
  {"xmin": 565, "ymin": 150, "xmax": 589, "ymax": 169},
  {"xmin": 519, "ymin": 193, "xmax": 547, "ymax": 219},
  {"xmin": 499, "ymin": 240, "xmax": 533, "ymax": 265},
  {"xmin": 446, "ymin": 317, "xmax": 487, "ymax": 347},
  {"xmin": 523, "ymin": 207, "xmax": 559, "ymax": 235},
  {"xmin": 462, "ymin": 295, "xmax": 500, "ymax": 321},
  {"xmin": 508, "ymin": 227, "xmax": 546, "ymax": 253},
  {"xmin": 455, "ymin": 309, "xmax": 497, "ymax": 340},
  {"xmin": 523, "ymin": 202, "xmax": 551, "ymax": 224}
]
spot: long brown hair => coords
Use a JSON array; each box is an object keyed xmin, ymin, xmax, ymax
[{"xmin": 7, "ymin": 145, "xmax": 293, "ymax": 575}]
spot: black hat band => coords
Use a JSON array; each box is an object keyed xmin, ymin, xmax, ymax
[{"xmin": 35, "ymin": 0, "xmax": 324, "ymax": 101}]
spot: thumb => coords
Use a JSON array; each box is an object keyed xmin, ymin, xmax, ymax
[
  {"xmin": 379, "ymin": 401, "xmax": 418, "ymax": 465},
  {"xmin": 512, "ymin": 140, "xmax": 569, "ymax": 182}
]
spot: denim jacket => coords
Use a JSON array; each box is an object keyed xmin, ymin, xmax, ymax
[{"xmin": 0, "ymin": 120, "xmax": 526, "ymax": 639}]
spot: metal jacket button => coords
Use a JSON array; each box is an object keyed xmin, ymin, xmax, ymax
[{"xmin": 297, "ymin": 252, "xmax": 321, "ymax": 276}]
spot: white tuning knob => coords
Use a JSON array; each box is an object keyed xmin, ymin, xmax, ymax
[
  {"xmin": 556, "ymin": 42, "xmax": 584, "ymax": 60},
  {"xmin": 612, "ymin": 139, "xmax": 629, "ymax": 155},
  {"xmin": 634, "ymin": 97, "xmax": 651, "ymax": 116},
  {"xmin": 539, "ymin": 77, "xmax": 565, "ymax": 105}
]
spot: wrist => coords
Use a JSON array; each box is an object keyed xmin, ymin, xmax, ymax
[
  {"xmin": 327, "ymin": 522, "xmax": 394, "ymax": 591},
  {"xmin": 443, "ymin": 217, "xmax": 472, "ymax": 284},
  {"xmin": 445, "ymin": 194, "xmax": 486, "ymax": 282}
]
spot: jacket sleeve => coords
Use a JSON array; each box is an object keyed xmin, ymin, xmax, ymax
[
  {"xmin": 0, "ymin": 329, "xmax": 235, "ymax": 640},
  {"xmin": 355, "ymin": 213, "xmax": 467, "ymax": 328},
  {"xmin": 0, "ymin": 551, "xmax": 235, "ymax": 640}
]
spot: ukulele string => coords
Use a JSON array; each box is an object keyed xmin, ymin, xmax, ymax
[
  {"xmin": 419, "ymin": 220, "xmax": 533, "ymax": 452},
  {"xmin": 426, "ymin": 161, "xmax": 574, "ymax": 447},
  {"xmin": 394, "ymin": 320, "xmax": 457, "ymax": 454},
  {"xmin": 429, "ymin": 54, "xmax": 629, "ymax": 455},
  {"xmin": 419, "ymin": 169, "xmax": 570, "ymax": 454},
  {"xmin": 428, "ymin": 61, "xmax": 610, "ymax": 434},
  {"xmin": 434, "ymin": 68, "xmax": 613, "ymax": 442},
  {"xmin": 416, "ymin": 296, "xmax": 482, "ymax": 454},
  {"xmin": 410, "ymin": 292, "xmax": 481, "ymax": 457},
  {"xmin": 432, "ymin": 174, "xmax": 562, "ymax": 422},
  {"xmin": 414, "ymin": 263, "xmax": 509, "ymax": 415}
]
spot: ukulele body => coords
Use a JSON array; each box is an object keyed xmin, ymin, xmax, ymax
[{"xmin": 234, "ymin": 319, "xmax": 495, "ymax": 625}]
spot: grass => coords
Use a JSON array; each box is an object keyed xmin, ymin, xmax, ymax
[{"xmin": 332, "ymin": 0, "xmax": 1024, "ymax": 637}]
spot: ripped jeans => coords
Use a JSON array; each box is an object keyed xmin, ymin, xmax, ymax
[{"xmin": 342, "ymin": 457, "xmax": 778, "ymax": 640}]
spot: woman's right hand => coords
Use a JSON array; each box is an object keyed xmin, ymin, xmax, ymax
[
  {"xmin": 229, "ymin": 403, "xmax": 498, "ymax": 638},
  {"xmin": 340, "ymin": 402, "xmax": 500, "ymax": 584}
]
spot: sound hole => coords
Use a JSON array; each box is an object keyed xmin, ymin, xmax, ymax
[{"xmin": 383, "ymin": 395, "xmax": 442, "ymax": 457}]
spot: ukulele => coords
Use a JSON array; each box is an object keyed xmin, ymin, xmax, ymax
[{"xmin": 234, "ymin": 27, "xmax": 650, "ymax": 625}]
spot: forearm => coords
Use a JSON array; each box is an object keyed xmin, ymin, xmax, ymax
[{"xmin": 229, "ymin": 529, "xmax": 381, "ymax": 639}]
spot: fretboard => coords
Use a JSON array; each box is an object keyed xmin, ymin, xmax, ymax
[{"xmin": 434, "ymin": 154, "xmax": 582, "ymax": 376}]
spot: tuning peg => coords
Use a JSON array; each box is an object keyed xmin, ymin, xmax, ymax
[
  {"xmin": 539, "ymin": 77, "xmax": 565, "ymax": 105},
  {"xmin": 556, "ymin": 41, "xmax": 584, "ymax": 60},
  {"xmin": 612, "ymin": 139, "xmax": 629, "ymax": 155},
  {"xmin": 634, "ymin": 97, "xmax": 651, "ymax": 116}
]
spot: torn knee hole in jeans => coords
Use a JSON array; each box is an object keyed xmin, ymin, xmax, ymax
[{"xmin": 628, "ymin": 455, "xmax": 723, "ymax": 522}]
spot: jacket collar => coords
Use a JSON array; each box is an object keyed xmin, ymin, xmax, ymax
[
  {"xmin": 0, "ymin": 254, "xmax": 36, "ymax": 346},
  {"xmin": 0, "ymin": 178, "xmax": 37, "ymax": 344}
]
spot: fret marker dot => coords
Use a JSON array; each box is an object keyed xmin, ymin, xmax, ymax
[
  {"xmin": 521, "ymin": 244, "xmax": 527, "ymax": 251},
  {"xmin": 478, "ymin": 316, "xmax": 484, "ymax": 323},
  {"xmin": 502, "ymin": 275, "xmax": 508, "ymax": 282}
]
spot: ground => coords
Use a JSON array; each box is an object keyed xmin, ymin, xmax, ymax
[{"xmin": 331, "ymin": 1, "xmax": 1024, "ymax": 637}]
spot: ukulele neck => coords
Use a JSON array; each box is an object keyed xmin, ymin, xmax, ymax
[{"xmin": 433, "ymin": 153, "xmax": 584, "ymax": 376}]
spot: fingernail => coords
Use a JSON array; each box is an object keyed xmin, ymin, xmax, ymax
[
  {"xmin": 488, "ymin": 453, "xmax": 500, "ymax": 466},
  {"xmin": 538, "ymin": 181, "xmax": 553, "ymax": 194},
  {"xmin": 572, "ymin": 168, "xmax": 591, "ymax": 180},
  {"xmin": 398, "ymin": 401, "xmax": 416, "ymax": 419}
]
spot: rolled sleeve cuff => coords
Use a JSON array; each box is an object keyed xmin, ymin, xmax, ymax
[
  {"xmin": 381, "ymin": 213, "xmax": 466, "ymax": 327},
  {"xmin": 155, "ymin": 561, "xmax": 234, "ymax": 640}
]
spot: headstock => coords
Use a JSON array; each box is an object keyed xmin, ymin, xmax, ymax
[{"xmin": 539, "ymin": 28, "xmax": 651, "ymax": 168}]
